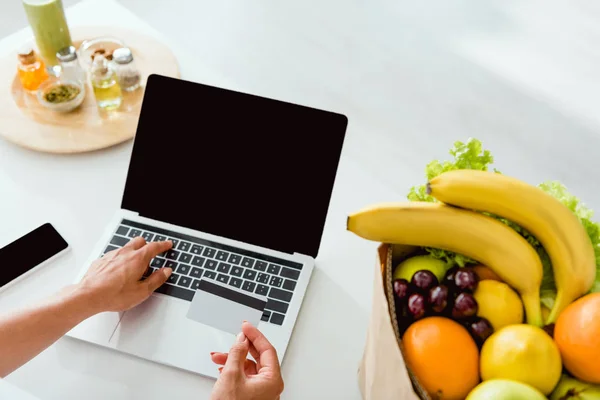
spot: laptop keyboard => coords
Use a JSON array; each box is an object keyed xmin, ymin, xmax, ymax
[{"xmin": 102, "ymin": 219, "xmax": 303, "ymax": 326}]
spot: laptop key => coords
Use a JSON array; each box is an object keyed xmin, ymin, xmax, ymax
[
  {"xmin": 283, "ymin": 279, "xmax": 296, "ymax": 291},
  {"xmin": 178, "ymin": 276, "xmax": 192, "ymax": 288},
  {"xmin": 217, "ymin": 274, "xmax": 230, "ymax": 284},
  {"xmin": 143, "ymin": 267, "xmax": 155, "ymax": 278},
  {"xmin": 191, "ymin": 256, "xmax": 205, "ymax": 267},
  {"xmin": 191, "ymin": 279, "xmax": 202, "ymax": 290},
  {"xmin": 142, "ymin": 232, "xmax": 154, "ymax": 242},
  {"xmin": 110, "ymin": 235, "xmax": 129, "ymax": 247},
  {"xmin": 151, "ymin": 257, "xmax": 166, "ymax": 268},
  {"xmin": 165, "ymin": 249, "xmax": 180, "ymax": 260},
  {"xmin": 229, "ymin": 277, "xmax": 243, "ymax": 288},
  {"xmin": 266, "ymin": 299, "xmax": 288, "ymax": 314},
  {"xmin": 270, "ymin": 276, "xmax": 283, "ymax": 288},
  {"xmin": 280, "ymin": 267, "xmax": 300, "ymax": 280},
  {"xmin": 128, "ymin": 229, "xmax": 142, "ymax": 238},
  {"xmin": 116, "ymin": 226, "xmax": 129, "ymax": 236},
  {"xmin": 176, "ymin": 264, "xmax": 190, "ymax": 275},
  {"xmin": 243, "ymin": 269, "xmax": 257, "ymax": 281},
  {"xmin": 203, "ymin": 247, "xmax": 216, "ymax": 258},
  {"xmin": 255, "ymin": 284, "xmax": 269, "ymax": 296},
  {"xmin": 104, "ymin": 245, "xmax": 118, "ymax": 254},
  {"xmin": 217, "ymin": 263, "xmax": 231, "ymax": 274},
  {"xmin": 190, "ymin": 267, "xmax": 203, "ymax": 278},
  {"xmin": 204, "ymin": 271, "xmax": 217, "ymax": 280},
  {"xmin": 241, "ymin": 257, "xmax": 254, "ymax": 268},
  {"xmin": 267, "ymin": 264, "xmax": 280, "ymax": 275},
  {"xmin": 155, "ymin": 283, "xmax": 195, "ymax": 302},
  {"xmin": 167, "ymin": 273, "xmax": 180, "ymax": 285},
  {"xmin": 242, "ymin": 281, "xmax": 256, "ymax": 292},
  {"xmin": 261, "ymin": 310, "xmax": 271, "ymax": 322},
  {"xmin": 165, "ymin": 260, "xmax": 178, "ymax": 270},
  {"xmin": 179, "ymin": 253, "xmax": 193, "ymax": 264},
  {"xmin": 205, "ymin": 259, "xmax": 218, "ymax": 270},
  {"xmin": 169, "ymin": 239, "xmax": 179, "ymax": 248},
  {"xmin": 228, "ymin": 254, "xmax": 241, "ymax": 265},
  {"xmin": 190, "ymin": 245, "xmax": 203, "ymax": 255},
  {"xmin": 270, "ymin": 313, "xmax": 285, "ymax": 326},
  {"xmin": 231, "ymin": 266, "xmax": 244, "ymax": 277},
  {"xmin": 256, "ymin": 273, "xmax": 270, "ymax": 284},
  {"xmin": 154, "ymin": 234, "xmax": 167, "ymax": 242},
  {"xmin": 215, "ymin": 251, "xmax": 229, "ymax": 261},
  {"xmin": 254, "ymin": 261, "xmax": 267, "ymax": 271},
  {"xmin": 177, "ymin": 241, "xmax": 191, "ymax": 252},
  {"xmin": 269, "ymin": 287, "xmax": 292, "ymax": 303}
]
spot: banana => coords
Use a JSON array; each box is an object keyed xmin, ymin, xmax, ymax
[
  {"xmin": 347, "ymin": 202, "xmax": 544, "ymax": 326},
  {"xmin": 427, "ymin": 170, "xmax": 596, "ymax": 324}
]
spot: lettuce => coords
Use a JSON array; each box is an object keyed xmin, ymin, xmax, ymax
[{"xmin": 407, "ymin": 138, "xmax": 600, "ymax": 307}]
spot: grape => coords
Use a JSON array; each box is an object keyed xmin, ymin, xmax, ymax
[
  {"xmin": 428, "ymin": 285, "xmax": 449, "ymax": 314},
  {"xmin": 393, "ymin": 279, "xmax": 410, "ymax": 302},
  {"xmin": 411, "ymin": 270, "xmax": 439, "ymax": 294},
  {"xmin": 396, "ymin": 304, "xmax": 413, "ymax": 335},
  {"xmin": 455, "ymin": 269, "xmax": 479, "ymax": 293},
  {"xmin": 469, "ymin": 317, "xmax": 494, "ymax": 345},
  {"xmin": 451, "ymin": 292, "xmax": 478, "ymax": 319},
  {"xmin": 443, "ymin": 266, "xmax": 459, "ymax": 287},
  {"xmin": 408, "ymin": 293, "xmax": 427, "ymax": 320}
]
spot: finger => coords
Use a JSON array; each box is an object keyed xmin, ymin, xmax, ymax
[
  {"xmin": 244, "ymin": 359, "xmax": 258, "ymax": 375},
  {"xmin": 122, "ymin": 236, "xmax": 147, "ymax": 251},
  {"xmin": 211, "ymin": 352, "xmax": 228, "ymax": 365},
  {"xmin": 139, "ymin": 240, "xmax": 173, "ymax": 263},
  {"xmin": 242, "ymin": 322, "xmax": 280, "ymax": 373},
  {"xmin": 223, "ymin": 332, "xmax": 249, "ymax": 373},
  {"xmin": 145, "ymin": 268, "xmax": 172, "ymax": 293},
  {"xmin": 211, "ymin": 354, "xmax": 257, "ymax": 374},
  {"xmin": 248, "ymin": 342, "xmax": 260, "ymax": 365}
]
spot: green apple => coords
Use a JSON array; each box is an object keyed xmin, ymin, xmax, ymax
[
  {"xmin": 466, "ymin": 379, "xmax": 547, "ymax": 400},
  {"xmin": 393, "ymin": 255, "xmax": 449, "ymax": 282},
  {"xmin": 550, "ymin": 374, "xmax": 600, "ymax": 400}
]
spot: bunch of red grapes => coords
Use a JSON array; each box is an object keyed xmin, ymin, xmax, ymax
[{"xmin": 393, "ymin": 266, "xmax": 494, "ymax": 346}]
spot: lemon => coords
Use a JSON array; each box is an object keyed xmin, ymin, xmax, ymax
[
  {"xmin": 467, "ymin": 379, "xmax": 547, "ymax": 400},
  {"xmin": 480, "ymin": 324, "xmax": 562, "ymax": 395},
  {"xmin": 393, "ymin": 255, "xmax": 449, "ymax": 282},
  {"xmin": 474, "ymin": 280, "xmax": 524, "ymax": 330}
]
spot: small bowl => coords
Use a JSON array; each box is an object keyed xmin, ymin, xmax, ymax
[
  {"xmin": 37, "ymin": 79, "xmax": 85, "ymax": 113},
  {"xmin": 78, "ymin": 36, "xmax": 126, "ymax": 69}
]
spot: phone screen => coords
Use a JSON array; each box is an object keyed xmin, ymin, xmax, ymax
[{"xmin": 0, "ymin": 223, "xmax": 68, "ymax": 288}]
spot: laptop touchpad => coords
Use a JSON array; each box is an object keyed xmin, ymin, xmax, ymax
[{"xmin": 187, "ymin": 279, "xmax": 267, "ymax": 335}]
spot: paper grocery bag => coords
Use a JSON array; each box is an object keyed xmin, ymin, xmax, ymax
[{"xmin": 357, "ymin": 244, "xmax": 429, "ymax": 400}]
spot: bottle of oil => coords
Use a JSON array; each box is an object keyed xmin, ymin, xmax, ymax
[
  {"xmin": 90, "ymin": 54, "xmax": 122, "ymax": 111},
  {"xmin": 17, "ymin": 47, "xmax": 48, "ymax": 91}
]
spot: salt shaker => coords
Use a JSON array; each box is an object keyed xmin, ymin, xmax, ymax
[
  {"xmin": 112, "ymin": 47, "xmax": 141, "ymax": 92},
  {"xmin": 56, "ymin": 45, "xmax": 86, "ymax": 85}
]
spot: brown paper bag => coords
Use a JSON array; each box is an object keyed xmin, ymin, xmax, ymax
[{"xmin": 357, "ymin": 244, "xmax": 430, "ymax": 400}]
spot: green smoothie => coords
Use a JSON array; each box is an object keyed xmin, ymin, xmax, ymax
[{"xmin": 22, "ymin": 0, "xmax": 73, "ymax": 67}]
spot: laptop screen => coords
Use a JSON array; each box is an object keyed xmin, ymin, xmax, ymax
[{"xmin": 122, "ymin": 75, "xmax": 348, "ymax": 258}]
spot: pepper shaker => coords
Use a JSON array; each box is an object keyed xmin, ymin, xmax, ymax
[
  {"xmin": 112, "ymin": 47, "xmax": 141, "ymax": 92},
  {"xmin": 56, "ymin": 45, "xmax": 86, "ymax": 85}
]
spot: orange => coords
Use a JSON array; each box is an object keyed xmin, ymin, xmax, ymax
[
  {"xmin": 472, "ymin": 264, "xmax": 503, "ymax": 282},
  {"xmin": 402, "ymin": 316, "xmax": 480, "ymax": 399},
  {"xmin": 554, "ymin": 293, "xmax": 600, "ymax": 383}
]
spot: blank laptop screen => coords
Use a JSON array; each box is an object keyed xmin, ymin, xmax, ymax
[{"xmin": 121, "ymin": 75, "xmax": 348, "ymax": 258}]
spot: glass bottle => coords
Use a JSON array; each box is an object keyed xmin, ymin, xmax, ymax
[
  {"xmin": 22, "ymin": 0, "xmax": 73, "ymax": 71},
  {"xmin": 17, "ymin": 47, "xmax": 49, "ymax": 92},
  {"xmin": 56, "ymin": 45, "xmax": 86, "ymax": 85},
  {"xmin": 90, "ymin": 55, "xmax": 122, "ymax": 111},
  {"xmin": 112, "ymin": 47, "xmax": 141, "ymax": 92}
]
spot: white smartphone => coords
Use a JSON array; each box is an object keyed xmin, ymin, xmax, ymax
[{"xmin": 0, "ymin": 223, "xmax": 69, "ymax": 293}]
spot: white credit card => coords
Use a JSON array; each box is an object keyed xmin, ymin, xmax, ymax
[{"xmin": 186, "ymin": 279, "xmax": 267, "ymax": 335}]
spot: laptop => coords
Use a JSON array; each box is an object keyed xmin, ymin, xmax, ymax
[{"xmin": 66, "ymin": 74, "xmax": 348, "ymax": 378}]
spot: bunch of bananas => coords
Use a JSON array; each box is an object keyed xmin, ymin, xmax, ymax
[{"xmin": 347, "ymin": 170, "xmax": 597, "ymax": 326}]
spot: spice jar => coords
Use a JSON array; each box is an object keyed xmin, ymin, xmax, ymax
[
  {"xmin": 112, "ymin": 47, "xmax": 141, "ymax": 92},
  {"xmin": 56, "ymin": 45, "xmax": 86, "ymax": 85},
  {"xmin": 17, "ymin": 47, "xmax": 49, "ymax": 91}
]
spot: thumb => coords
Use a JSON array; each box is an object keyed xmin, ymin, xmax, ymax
[
  {"xmin": 146, "ymin": 268, "xmax": 172, "ymax": 292},
  {"xmin": 224, "ymin": 332, "xmax": 249, "ymax": 373}
]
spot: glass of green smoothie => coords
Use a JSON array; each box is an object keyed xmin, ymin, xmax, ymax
[{"xmin": 22, "ymin": 0, "xmax": 73, "ymax": 70}]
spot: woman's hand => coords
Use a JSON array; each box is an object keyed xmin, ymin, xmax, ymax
[
  {"xmin": 77, "ymin": 237, "xmax": 173, "ymax": 314},
  {"xmin": 210, "ymin": 322, "xmax": 284, "ymax": 400}
]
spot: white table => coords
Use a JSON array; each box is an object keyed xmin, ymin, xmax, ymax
[{"xmin": 1, "ymin": 1, "xmax": 600, "ymax": 399}]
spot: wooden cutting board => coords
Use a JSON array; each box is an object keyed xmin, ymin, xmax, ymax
[{"xmin": 0, "ymin": 26, "xmax": 180, "ymax": 154}]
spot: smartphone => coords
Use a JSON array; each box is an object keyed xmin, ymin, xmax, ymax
[{"xmin": 0, "ymin": 223, "xmax": 69, "ymax": 292}]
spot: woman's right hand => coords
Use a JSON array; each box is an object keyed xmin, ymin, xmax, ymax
[{"xmin": 209, "ymin": 322, "xmax": 284, "ymax": 400}]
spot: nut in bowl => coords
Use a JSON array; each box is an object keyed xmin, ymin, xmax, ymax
[{"xmin": 37, "ymin": 79, "xmax": 85, "ymax": 113}]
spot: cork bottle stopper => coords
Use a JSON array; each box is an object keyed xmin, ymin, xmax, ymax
[{"xmin": 17, "ymin": 48, "xmax": 36, "ymax": 65}]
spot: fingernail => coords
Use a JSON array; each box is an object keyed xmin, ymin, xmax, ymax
[
  {"xmin": 237, "ymin": 332, "xmax": 246, "ymax": 343},
  {"xmin": 210, "ymin": 352, "xmax": 215, "ymax": 356},
  {"xmin": 163, "ymin": 268, "xmax": 172, "ymax": 278},
  {"xmin": 218, "ymin": 367, "xmax": 223, "ymax": 373}
]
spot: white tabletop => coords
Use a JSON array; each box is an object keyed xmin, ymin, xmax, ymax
[{"xmin": 1, "ymin": 1, "xmax": 600, "ymax": 399}]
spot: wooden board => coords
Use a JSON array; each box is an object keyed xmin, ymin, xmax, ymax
[{"xmin": 0, "ymin": 26, "xmax": 180, "ymax": 154}]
